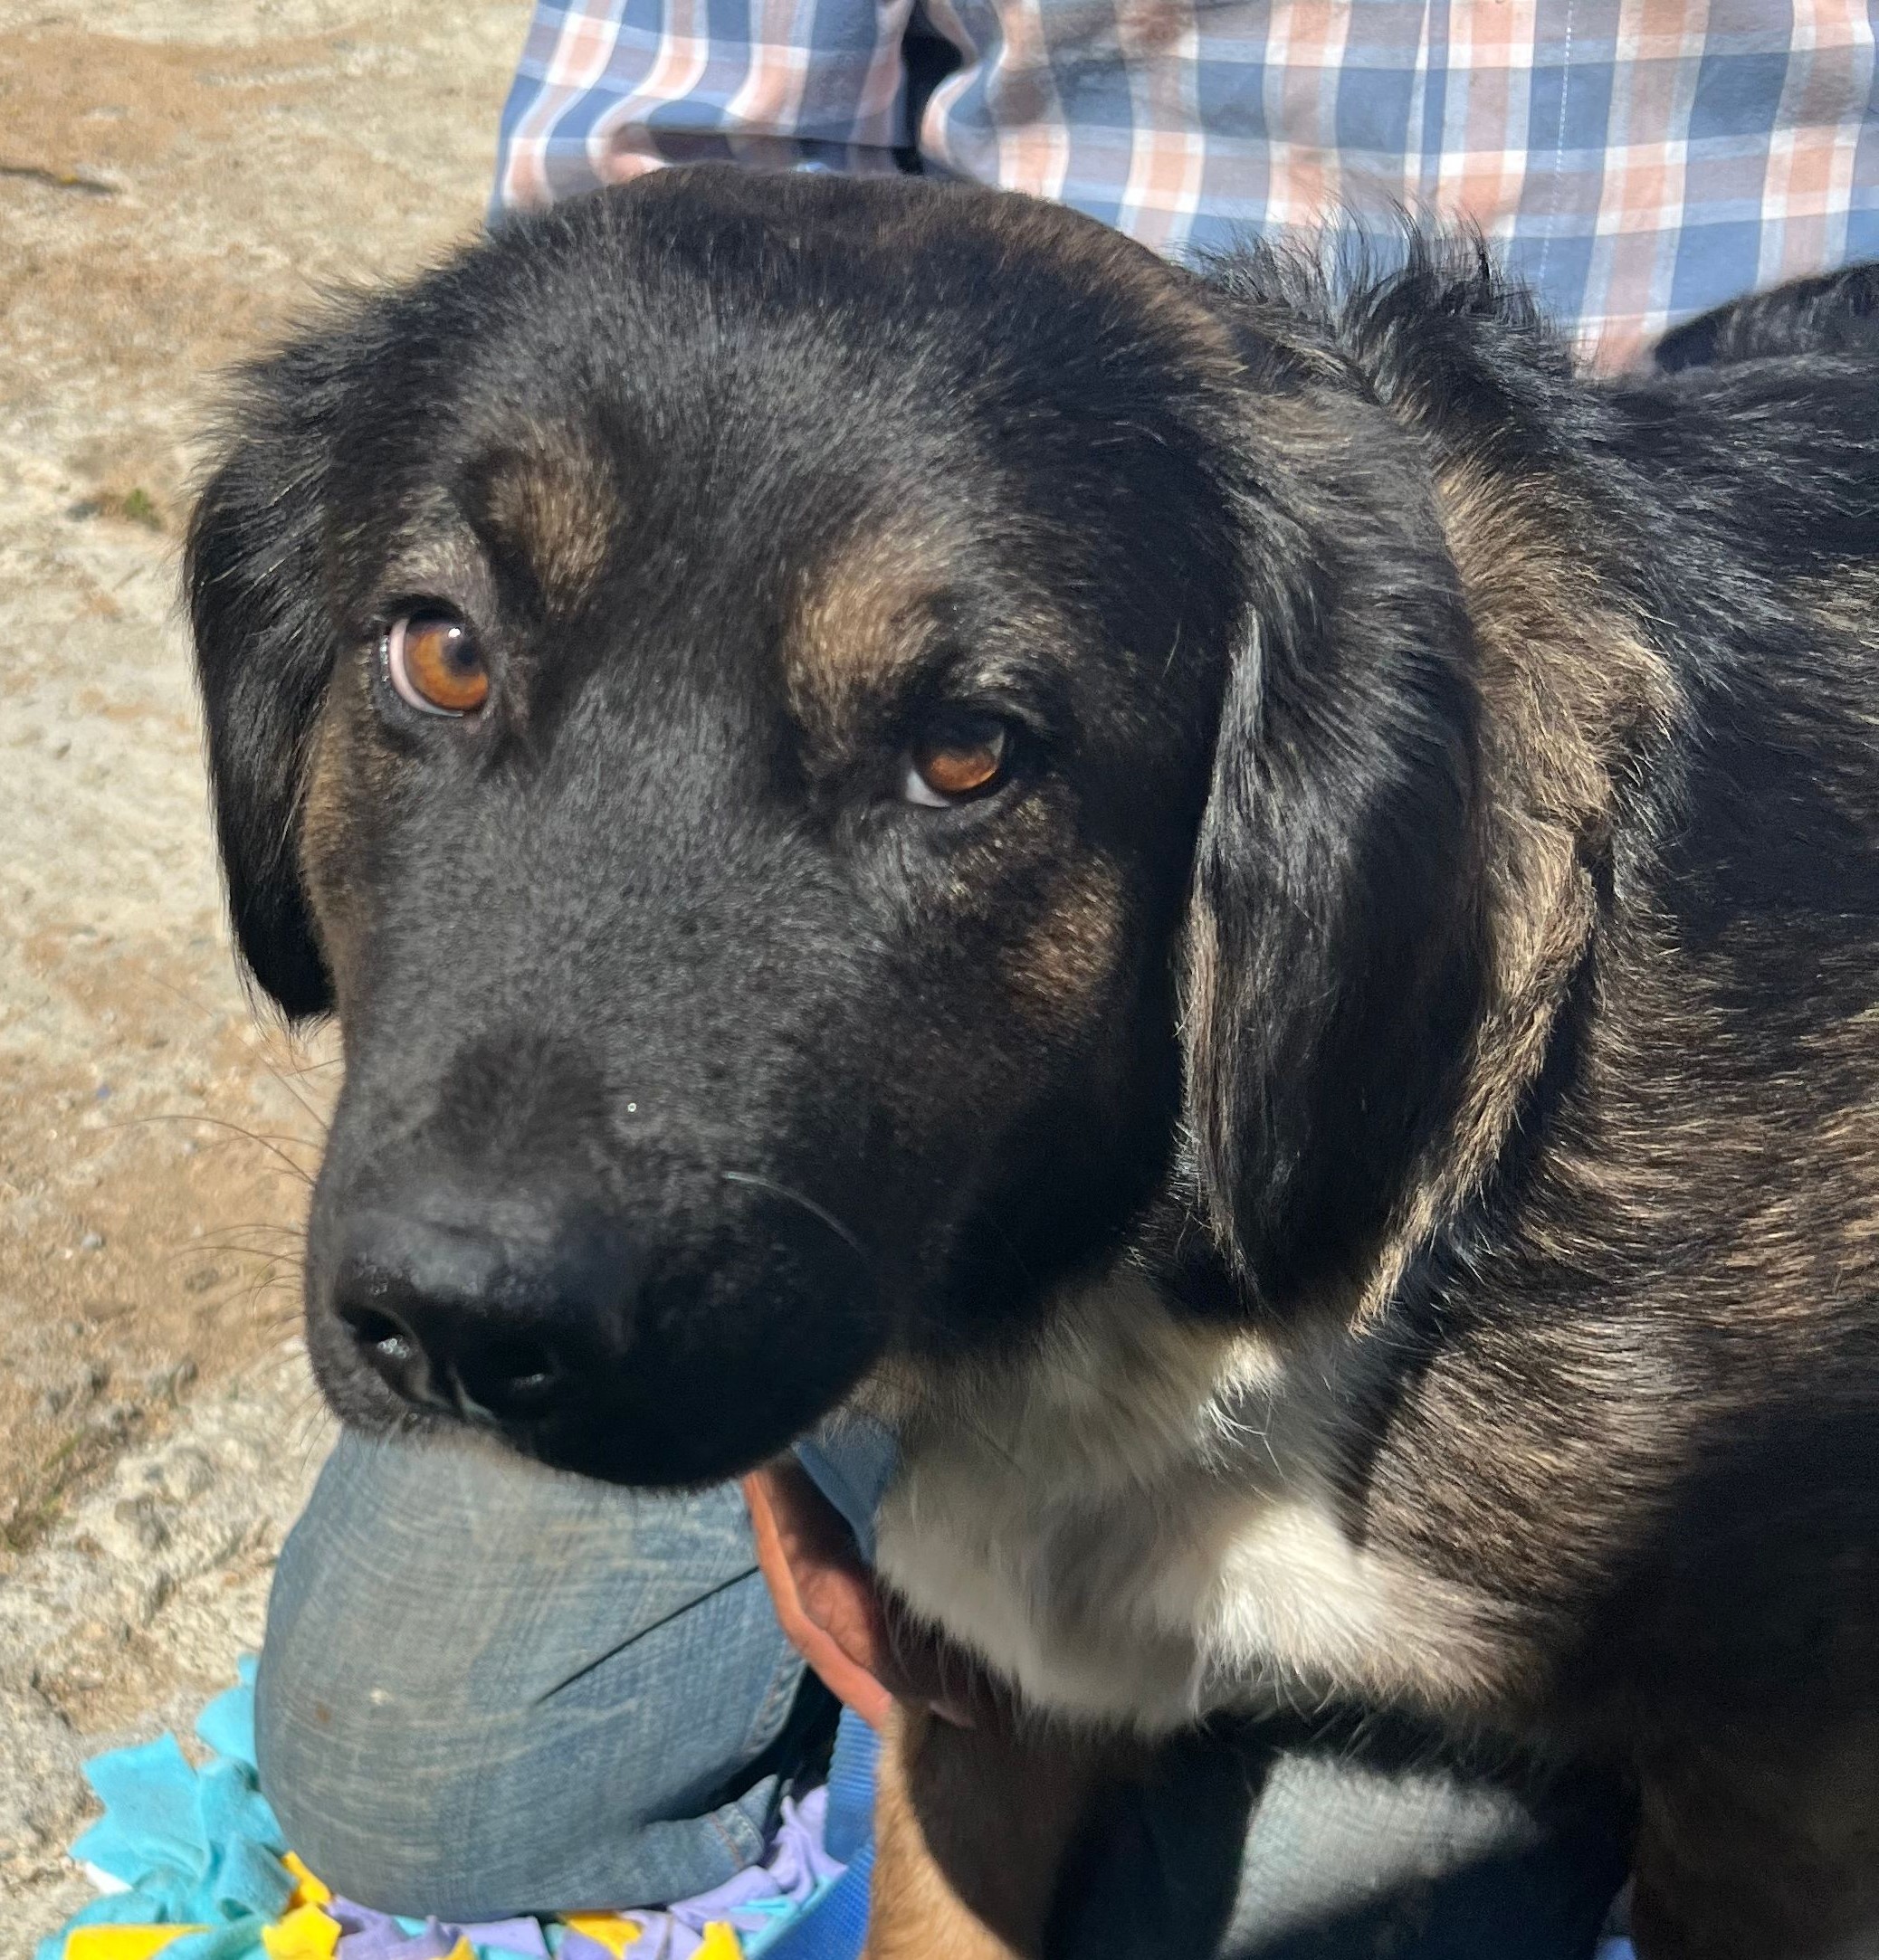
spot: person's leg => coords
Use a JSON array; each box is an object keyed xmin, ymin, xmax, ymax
[
  {"xmin": 1211, "ymin": 1736, "xmax": 1630, "ymax": 1957},
  {"xmin": 1049, "ymin": 1713, "xmax": 1632, "ymax": 1960},
  {"xmin": 256, "ymin": 1432, "xmax": 835, "ymax": 1918}
]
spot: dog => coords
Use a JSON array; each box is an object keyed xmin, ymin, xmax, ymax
[{"xmin": 187, "ymin": 168, "xmax": 1879, "ymax": 1958}]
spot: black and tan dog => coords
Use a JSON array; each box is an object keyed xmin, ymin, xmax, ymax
[{"xmin": 187, "ymin": 168, "xmax": 1879, "ymax": 1958}]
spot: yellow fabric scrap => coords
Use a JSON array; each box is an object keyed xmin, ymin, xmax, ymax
[
  {"xmin": 443, "ymin": 1941, "xmax": 477, "ymax": 1960},
  {"xmin": 66, "ymin": 1928, "xmax": 208, "ymax": 1960},
  {"xmin": 558, "ymin": 1916, "xmax": 643, "ymax": 1955},
  {"xmin": 282, "ymin": 1853, "xmax": 333, "ymax": 1908},
  {"xmin": 261, "ymin": 1906, "xmax": 341, "ymax": 1960},
  {"xmin": 693, "ymin": 1927, "xmax": 743, "ymax": 1960}
]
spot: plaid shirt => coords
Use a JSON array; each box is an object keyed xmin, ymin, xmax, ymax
[{"xmin": 495, "ymin": 1, "xmax": 1879, "ymax": 366}]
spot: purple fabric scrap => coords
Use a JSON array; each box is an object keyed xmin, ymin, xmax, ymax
[
  {"xmin": 330, "ymin": 1786, "xmax": 842, "ymax": 1960},
  {"xmin": 615, "ymin": 1789, "xmax": 846, "ymax": 1960},
  {"xmin": 329, "ymin": 1903, "xmax": 548, "ymax": 1960}
]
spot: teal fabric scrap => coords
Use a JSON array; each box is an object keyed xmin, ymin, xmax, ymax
[
  {"xmin": 73, "ymin": 1735, "xmax": 211, "ymax": 1891},
  {"xmin": 196, "ymin": 1659, "xmax": 262, "ymax": 1770},
  {"xmin": 39, "ymin": 1660, "xmax": 290, "ymax": 1960}
]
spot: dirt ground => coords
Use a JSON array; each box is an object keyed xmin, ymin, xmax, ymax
[{"xmin": 0, "ymin": 2, "xmax": 529, "ymax": 1936}]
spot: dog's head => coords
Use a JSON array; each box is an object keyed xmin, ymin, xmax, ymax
[{"xmin": 189, "ymin": 170, "xmax": 1485, "ymax": 1485}]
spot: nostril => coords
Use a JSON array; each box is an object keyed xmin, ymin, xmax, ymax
[
  {"xmin": 347, "ymin": 1308, "xmax": 415, "ymax": 1366},
  {"xmin": 336, "ymin": 1300, "xmax": 446, "ymax": 1411},
  {"xmin": 329, "ymin": 1207, "xmax": 614, "ymax": 1432},
  {"xmin": 454, "ymin": 1335, "xmax": 564, "ymax": 1421}
]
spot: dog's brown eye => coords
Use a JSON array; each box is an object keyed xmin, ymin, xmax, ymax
[
  {"xmin": 385, "ymin": 613, "xmax": 489, "ymax": 717},
  {"xmin": 903, "ymin": 718, "xmax": 1010, "ymax": 807}
]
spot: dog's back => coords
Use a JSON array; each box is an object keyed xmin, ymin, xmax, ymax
[{"xmin": 1321, "ymin": 257, "xmax": 1879, "ymax": 1953}]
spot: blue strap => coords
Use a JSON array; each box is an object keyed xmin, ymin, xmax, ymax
[{"xmin": 821, "ymin": 1710, "xmax": 878, "ymax": 1866}]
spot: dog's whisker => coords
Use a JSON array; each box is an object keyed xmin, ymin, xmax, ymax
[
  {"xmin": 720, "ymin": 1171, "xmax": 872, "ymax": 1270},
  {"xmin": 116, "ymin": 963, "xmax": 338, "ymax": 1136},
  {"xmin": 110, "ymin": 1110, "xmax": 320, "ymax": 1186}
]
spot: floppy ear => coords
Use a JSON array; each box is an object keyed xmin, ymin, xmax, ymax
[
  {"xmin": 1181, "ymin": 379, "xmax": 1489, "ymax": 1312},
  {"xmin": 1653, "ymin": 261, "xmax": 1879, "ymax": 370},
  {"xmin": 186, "ymin": 337, "xmax": 355, "ymax": 1020}
]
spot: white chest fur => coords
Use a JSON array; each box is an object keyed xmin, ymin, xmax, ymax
[{"xmin": 869, "ymin": 1275, "xmax": 1501, "ymax": 1732}]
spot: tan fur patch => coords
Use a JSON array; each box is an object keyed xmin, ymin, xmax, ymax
[
  {"xmin": 1006, "ymin": 861, "xmax": 1125, "ymax": 1024},
  {"xmin": 867, "ymin": 1704, "xmax": 1121, "ymax": 1960},
  {"xmin": 475, "ymin": 433, "xmax": 619, "ymax": 614},
  {"xmin": 1359, "ymin": 462, "xmax": 1683, "ymax": 1319},
  {"xmin": 785, "ymin": 523, "xmax": 949, "ymax": 743},
  {"xmin": 1794, "ymin": 564, "xmax": 1879, "ymax": 651},
  {"xmin": 297, "ymin": 681, "xmax": 382, "ymax": 1010}
]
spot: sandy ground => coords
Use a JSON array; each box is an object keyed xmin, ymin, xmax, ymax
[{"xmin": 0, "ymin": 4, "xmax": 528, "ymax": 1937}]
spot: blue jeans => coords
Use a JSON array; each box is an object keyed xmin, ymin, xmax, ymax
[
  {"xmin": 256, "ymin": 1435, "xmax": 829, "ymax": 1913},
  {"xmin": 257, "ymin": 1434, "xmax": 1629, "ymax": 1953}
]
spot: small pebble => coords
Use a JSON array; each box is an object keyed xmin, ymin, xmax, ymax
[
  {"xmin": 114, "ymin": 1495, "xmax": 171, "ymax": 1553},
  {"xmin": 146, "ymin": 1356, "xmax": 198, "ymax": 1403},
  {"xmin": 157, "ymin": 1446, "xmax": 216, "ymax": 1500},
  {"xmin": 78, "ymin": 1231, "xmax": 105, "ymax": 1252}
]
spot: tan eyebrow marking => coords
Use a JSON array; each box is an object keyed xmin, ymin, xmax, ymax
[
  {"xmin": 784, "ymin": 520, "xmax": 955, "ymax": 743},
  {"xmin": 472, "ymin": 431, "xmax": 622, "ymax": 614}
]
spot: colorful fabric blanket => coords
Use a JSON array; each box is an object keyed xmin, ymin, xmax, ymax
[{"xmin": 41, "ymin": 1666, "xmax": 874, "ymax": 1960}]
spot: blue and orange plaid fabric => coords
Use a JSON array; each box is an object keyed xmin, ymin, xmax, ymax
[{"xmin": 495, "ymin": 1, "xmax": 1879, "ymax": 366}]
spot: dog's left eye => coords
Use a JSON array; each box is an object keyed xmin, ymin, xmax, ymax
[
  {"xmin": 901, "ymin": 716, "xmax": 1011, "ymax": 807},
  {"xmin": 383, "ymin": 612, "xmax": 490, "ymax": 717}
]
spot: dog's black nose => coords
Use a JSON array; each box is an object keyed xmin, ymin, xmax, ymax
[
  {"xmin": 311, "ymin": 1148, "xmax": 878, "ymax": 1485},
  {"xmin": 330, "ymin": 1206, "xmax": 627, "ymax": 1426}
]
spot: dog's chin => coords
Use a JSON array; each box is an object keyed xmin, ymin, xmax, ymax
[
  {"xmin": 307, "ymin": 1314, "xmax": 873, "ymax": 1489},
  {"xmin": 488, "ymin": 1404, "xmax": 827, "ymax": 1489}
]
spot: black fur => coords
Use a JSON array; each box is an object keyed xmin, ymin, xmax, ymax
[{"xmin": 1653, "ymin": 259, "xmax": 1879, "ymax": 369}]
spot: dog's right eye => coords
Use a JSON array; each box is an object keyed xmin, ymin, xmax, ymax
[
  {"xmin": 383, "ymin": 612, "xmax": 490, "ymax": 717},
  {"xmin": 901, "ymin": 714, "xmax": 1013, "ymax": 808}
]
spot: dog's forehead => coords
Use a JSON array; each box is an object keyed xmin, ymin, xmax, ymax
[
  {"xmin": 598, "ymin": 166, "xmax": 1238, "ymax": 348},
  {"xmin": 461, "ymin": 424, "xmax": 977, "ymax": 708},
  {"xmin": 433, "ymin": 172, "xmax": 1240, "ymax": 467},
  {"xmin": 456, "ymin": 434, "xmax": 1032, "ymax": 733},
  {"xmin": 360, "ymin": 175, "xmax": 1244, "ymax": 720}
]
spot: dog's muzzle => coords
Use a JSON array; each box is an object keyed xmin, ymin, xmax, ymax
[{"xmin": 310, "ymin": 1150, "xmax": 881, "ymax": 1486}]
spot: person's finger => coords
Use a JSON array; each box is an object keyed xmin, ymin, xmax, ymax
[
  {"xmin": 743, "ymin": 1464, "xmax": 893, "ymax": 1728},
  {"xmin": 744, "ymin": 1462, "xmax": 998, "ymax": 1727}
]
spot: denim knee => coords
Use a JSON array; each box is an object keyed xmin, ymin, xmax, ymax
[{"xmin": 257, "ymin": 1432, "xmax": 816, "ymax": 1917}]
